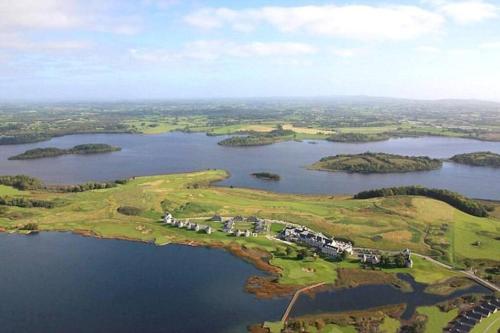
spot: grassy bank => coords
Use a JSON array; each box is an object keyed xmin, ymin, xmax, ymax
[{"xmin": 0, "ymin": 170, "xmax": 498, "ymax": 284}]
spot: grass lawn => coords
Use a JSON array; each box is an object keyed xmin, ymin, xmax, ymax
[
  {"xmin": 379, "ymin": 316, "xmax": 400, "ymax": 333},
  {"xmin": 417, "ymin": 306, "xmax": 458, "ymax": 333},
  {"xmin": 263, "ymin": 321, "xmax": 285, "ymax": 333},
  {"xmin": 0, "ymin": 170, "xmax": 498, "ymax": 286},
  {"xmin": 271, "ymin": 256, "xmax": 337, "ymax": 285},
  {"xmin": 383, "ymin": 255, "xmax": 459, "ymax": 284},
  {"xmin": 471, "ymin": 311, "xmax": 500, "ymax": 333},
  {"xmin": 0, "ymin": 185, "xmax": 26, "ymax": 196},
  {"xmin": 320, "ymin": 324, "xmax": 357, "ymax": 333},
  {"xmin": 310, "ymin": 324, "xmax": 358, "ymax": 333}
]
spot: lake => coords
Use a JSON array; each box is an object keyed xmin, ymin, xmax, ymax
[
  {"xmin": 0, "ymin": 233, "xmax": 491, "ymax": 333},
  {"xmin": 0, "ymin": 133, "xmax": 499, "ymax": 199},
  {"xmin": 290, "ymin": 274, "xmax": 491, "ymax": 320},
  {"xmin": 0, "ymin": 232, "xmax": 288, "ymax": 333}
]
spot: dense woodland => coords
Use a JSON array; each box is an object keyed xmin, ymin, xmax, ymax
[
  {"xmin": 312, "ymin": 152, "xmax": 442, "ymax": 173},
  {"xmin": 326, "ymin": 132, "xmax": 390, "ymax": 142},
  {"xmin": 9, "ymin": 144, "xmax": 121, "ymax": 160},
  {"xmin": 450, "ymin": 151, "xmax": 500, "ymax": 168},
  {"xmin": 218, "ymin": 127, "xmax": 295, "ymax": 146},
  {"xmin": 354, "ymin": 186, "xmax": 489, "ymax": 217},
  {"xmin": 0, "ymin": 175, "xmax": 127, "ymax": 193}
]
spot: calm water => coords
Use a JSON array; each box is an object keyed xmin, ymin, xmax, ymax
[
  {"xmin": 290, "ymin": 274, "xmax": 491, "ymax": 320},
  {"xmin": 0, "ymin": 132, "xmax": 499, "ymax": 199},
  {"xmin": 0, "ymin": 233, "xmax": 288, "ymax": 333}
]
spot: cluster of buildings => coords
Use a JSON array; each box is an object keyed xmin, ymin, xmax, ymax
[
  {"xmin": 163, "ymin": 212, "xmax": 212, "ymax": 234},
  {"xmin": 279, "ymin": 226, "xmax": 353, "ymax": 258},
  {"xmin": 359, "ymin": 248, "xmax": 413, "ymax": 268},
  {"xmin": 222, "ymin": 215, "xmax": 268, "ymax": 237},
  {"xmin": 446, "ymin": 297, "xmax": 499, "ymax": 332},
  {"xmin": 164, "ymin": 212, "xmax": 269, "ymax": 238}
]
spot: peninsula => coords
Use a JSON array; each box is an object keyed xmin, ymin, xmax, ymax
[
  {"xmin": 326, "ymin": 132, "xmax": 391, "ymax": 143},
  {"xmin": 218, "ymin": 127, "xmax": 295, "ymax": 146},
  {"xmin": 310, "ymin": 152, "xmax": 443, "ymax": 173},
  {"xmin": 0, "ymin": 170, "xmax": 498, "ymax": 332},
  {"xmin": 8, "ymin": 144, "xmax": 121, "ymax": 160}
]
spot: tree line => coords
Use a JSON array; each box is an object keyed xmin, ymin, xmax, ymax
[
  {"xmin": 0, "ymin": 175, "xmax": 128, "ymax": 193},
  {"xmin": 354, "ymin": 186, "xmax": 489, "ymax": 217}
]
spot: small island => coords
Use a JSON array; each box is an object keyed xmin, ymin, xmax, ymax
[
  {"xmin": 310, "ymin": 152, "xmax": 442, "ymax": 174},
  {"xmin": 8, "ymin": 144, "xmax": 121, "ymax": 160},
  {"xmin": 327, "ymin": 132, "xmax": 390, "ymax": 143},
  {"xmin": 251, "ymin": 172, "xmax": 281, "ymax": 181},
  {"xmin": 450, "ymin": 151, "xmax": 500, "ymax": 168},
  {"xmin": 218, "ymin": 126, "xmax": 295, "ymax": 147}
]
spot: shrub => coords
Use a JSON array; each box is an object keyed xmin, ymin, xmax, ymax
[{"xmin": 117, "ymin": 206, "xmax": 143, "ymax": 216}]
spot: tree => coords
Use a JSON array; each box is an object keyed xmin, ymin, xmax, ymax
[
  {"xmin": 297, "ymin": 248, "xmax": 312, "ymax": 260},
  {"xmin": 394, "ymin": 254, "xmax": 406, "ymax": 268}
]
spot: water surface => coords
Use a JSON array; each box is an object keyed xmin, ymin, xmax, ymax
[
  {"xmin": 0, "ymin": 233, "xmax": 288, "ymax": 333},
  {"xmin": 0, "ymin": 133, "xmax": 499, "ymax": 199},
  {"xmin": 290, "ymin": 274, "xmax": 491, "ymax": 320}
]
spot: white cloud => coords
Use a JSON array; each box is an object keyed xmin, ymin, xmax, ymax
[
  {"xmin": 0, "ymin": 33, "xmax": 90, "ymax": 51},
  {"xmin": 416, "ymin": 45, "xmax": 441, "ymax": 53},
  {"xmin": 0, "ymin": 0, "xmax": 140, "ymax": 34},
  {"xmin": 330, "ymin": 48, "xmax": 359, "ymax": 58},
  {"xmin": 130, "ymin": 40, "xmax": 317, "ymax": 63},
  {"xmin": 480, "ymin": 41, "xmax": 500, "ymax": 49},
  {"xmin": 185, "ymin": 5, "xmax": 444, "ymax": 41},
  {"xmin": 436, "ymin": 1, "xmax": 498, "ymax": 24}
]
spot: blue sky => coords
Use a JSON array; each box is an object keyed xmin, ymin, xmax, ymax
[{"xmin": 1, "ymin": 0, "xmax": 499, "ymax": 101}]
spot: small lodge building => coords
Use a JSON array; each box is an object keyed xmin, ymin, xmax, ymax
[
  {"xmin": 223, "ymin": 220, "xmax": 234, "ymax": 233},
  {"xmin": 361, "ymin": 253, "xmax": 380, "ymax": 265},
  {"xmin": 401, "ymin": 248, "xmax": 413, "ymax": 268},
  {"xmin": 254, "ymin": 219, "xmax": 267, "ymax": 233},
  {"xmin": 210, "ymin": 214, "xmax": 223, "ymax": 222},
  {"xmin": 163, "ymin": 212, "xmax": 173, "ymax": 224},
  {"xmin": 446, "ymin": 297, "xmax": 499, "ymax": 333}
]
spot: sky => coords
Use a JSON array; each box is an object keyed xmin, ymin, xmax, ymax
[{"xmin": 0, "ymin": 0, "xmax": 500, "ymax": 101}]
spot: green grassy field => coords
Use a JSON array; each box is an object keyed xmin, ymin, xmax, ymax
[
  {"xmin": 417, "ymin": 306, "xmax": 458, "ymax": 333},
  {"xmin": 264, "ymin": 321, "xmax": 357, "ymax": 333},
  {"xmin": 378, "ymin": 316, "xmax": 400, "ymax": 333},
  {"xmin": 471, "ymin": 311, "xmax": 500, "ymax": 333},
  {"xmin": 0, "ymin": 185, "xmax": 26, "ymax": 196},
  {"xmin": 0, "ymin": 170, "xmax": 498, "ymax": 286}
]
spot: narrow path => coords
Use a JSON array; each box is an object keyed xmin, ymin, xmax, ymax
[
  {"xmin": 281, "ymin": 282, "xmax": 326, "ymax": 322},
  {"xmin": 412, "ymin": 253, "xmax": 500, "ymax": 292}
]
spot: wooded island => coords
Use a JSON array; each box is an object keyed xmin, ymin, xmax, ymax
[
  {"xmin": 9, "ymin": 144, "xmax": 121, "ymax": 160},
  {"xmin": 310, "ymin": 152, "xmax": 442, "ymax": 173}
]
